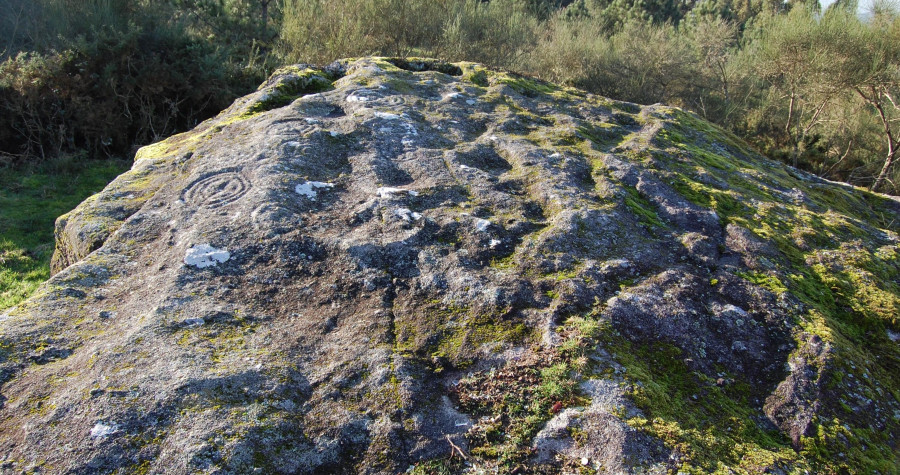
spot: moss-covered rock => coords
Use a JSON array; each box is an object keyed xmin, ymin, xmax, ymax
[{"xmin": 2, "ymin": 58, "xmax": 898, "ymax": 474}]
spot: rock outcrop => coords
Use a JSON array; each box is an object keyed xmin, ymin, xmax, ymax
[{"xmin": 1, "ymin": 58, "xmax": 898, "ymax": 473}]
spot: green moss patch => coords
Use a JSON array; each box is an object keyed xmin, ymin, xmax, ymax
[
  {"xmin": 495, "ymin": 73, "xmax": 559, "ymax": 98},
  {"xmin": 604, "ymin": 335, "xmax": 802, "ymax": 473},
  {"xmin": 394, "ymin": 304, "xmax": 532, "ymax": 367},
  {"xmin": 736, "ymin": 271, "xmax": 788, "ymax": 294},
  {"xmin": 244, "ymin": 69, "xmax": 335, "ymax": 117},
  {"xmin": 428, "ymin": 313, "xmax": 605, "ymax": 471},
  {"xmin": 609, "ymin": 105, "xmax": 900, "ymax": 473},
  {"xmin": 577, "ymin": 124, "xmax": 625, "ymax": 150},
  {"xmin": 385, "ymin": 58, "xmax": 463, "ymax": 76},
  {"xmin": 623, "ymin": 186, "xmax": 665, "ymax": 228}
]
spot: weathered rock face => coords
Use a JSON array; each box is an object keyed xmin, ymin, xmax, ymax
[{"xmin": 1, "ymin": 58, "xmax": 899, "ymax": 473}]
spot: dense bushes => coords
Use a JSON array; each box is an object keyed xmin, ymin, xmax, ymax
[
  {"xmin": 0, "ymin": 31, "xmax": 238, "ymax": 159},
  {"xmin": 0, "ymin": 0, "xmax": 274, "ymax": 163},
  {"xmin": 1, "ymin": 0, "xmax": 899, "ymax": 194}
]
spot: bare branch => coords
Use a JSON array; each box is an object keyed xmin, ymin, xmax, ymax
[{"xmin": 446, "ymin": 435, "xmax": 468, "ymax": 461}]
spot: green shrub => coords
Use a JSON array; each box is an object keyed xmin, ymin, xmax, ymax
[{"xmin": 0, "ymin": 0, "xmax": 273, "ymax": 163}]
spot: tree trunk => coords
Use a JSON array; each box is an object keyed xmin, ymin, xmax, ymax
[
  {"xmin": 871, "ymin": 139, "xmax": 897, "ymax": 192},
  {"xmin": 785, "ymin": 89, "xmax": 797, "ymax": 167},
  {"xmin": 261, "ymin": 0, "xmax": 271, "ymax": 29},
  {"xmin": 858, "ymin": 86, "xmax": 898, "ymax": 192}
]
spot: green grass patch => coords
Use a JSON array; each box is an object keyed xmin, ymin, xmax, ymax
[
  {"xmin": 0, "ymin": 157, "xmax": 128, "ymax": 311},
  {"xmin": 466, "ymin": 69, "xmax": 489, "ymax": 87},
  {"xmin": 407, "ymin": 457, "xmax": 465, "ymax": 474},
  {"xmin": 385, "ymin": 58, "xmax": 463, "ymax": 76}
]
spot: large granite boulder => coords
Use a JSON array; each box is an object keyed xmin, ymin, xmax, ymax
[{"xmin": 1, "ymin": 58, "xmax": 898, "ymax": 473}]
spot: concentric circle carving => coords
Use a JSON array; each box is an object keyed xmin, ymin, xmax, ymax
[{"xmin": 181, "ymin": 171, "xmax": 250, "ymax": 209}]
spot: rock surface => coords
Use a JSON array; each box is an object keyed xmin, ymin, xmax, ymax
[{"xmin": 1, "ymin": 58, "xmax": 899, "ymax": 473}]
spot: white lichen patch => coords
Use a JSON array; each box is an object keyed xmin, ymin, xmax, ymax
[
  {"xmin": 889, "ymin": 329, "xmax": 900, "ymax": 343},
  {"xmin": 183, "ymin": 317, "xmax": 205, "ymax": 328},
  {"xmin": 374, "ymin": 111, "xmax": 401, "ymax": 120},
  {"xmin": 377, "ymin": 187, "xmax": 419, "ymax": 198},
  {"xmin": 347, "ymin": 92, "xmax": 372, "ymax": 103},
  {"xmin": 489, "ymin": 239, "xmax": 501, "ymax": 248},
  {"xmin": 395, "ymin": 208, "xmax": 422, "ymax": 222},
  {"xmin": 90, "ymin": 422, "xmax": 118, "ymax": 439},
  {"xmin": 402, "ymin": 121, "xmax": 418, "ymax": 135},
  {"xmin": 295, "ymin": 181, "xmax": 335, "ymax": 199},
  {"xmin": 475, "ymin": 218, "xmax": 492, "ymax": 232},
  {"xmin": 184, "ymin": 244, "xmax": 231, "ymax": 269}
]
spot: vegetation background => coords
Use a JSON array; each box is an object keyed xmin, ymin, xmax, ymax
[{"xmin": 0, "ymin": 0, "xmax": 898, "ymax": 309}]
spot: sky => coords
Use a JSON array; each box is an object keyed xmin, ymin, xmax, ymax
[{"xmin": 818, "ymin": 0, "xmax": 878, "ymax": 15}]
